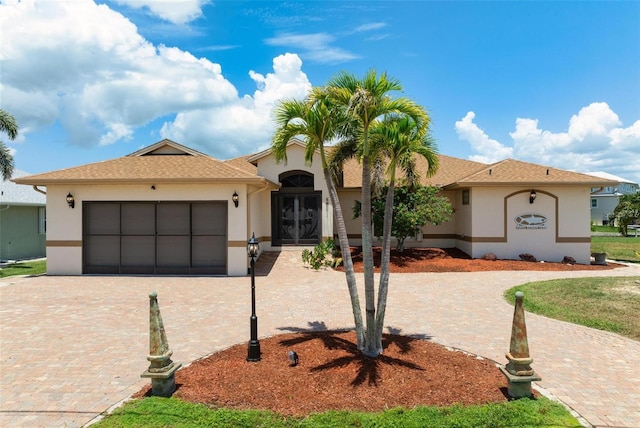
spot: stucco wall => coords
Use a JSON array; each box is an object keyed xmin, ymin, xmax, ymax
[
  {"xmin": 0, "ymin": 205, "xmax": 46, "ymax": 260},
  {"xmin": 45, "ymin": 183, "xmax": 248, "ymax": 276},
  {"xmin": 464, "ymin": 186, "xmax": 592, "ymax": 264}
]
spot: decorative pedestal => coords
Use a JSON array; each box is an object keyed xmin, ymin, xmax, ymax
[
  {"xmin": 500, "ymin": 291, "xmax": 541, "ymax": 398},
  {"xmin": 140, "ymin": 292, "xmax": 181, "ymax": 397}
]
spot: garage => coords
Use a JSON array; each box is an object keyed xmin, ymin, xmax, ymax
[{"xmin": 83, "ymin": 201, "xmax": 227, "ymax": 275}]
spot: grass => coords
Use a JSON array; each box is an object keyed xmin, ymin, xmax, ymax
[
  {"xmin": 591, "ymin": 236, "xmax": 640, "ymax": 263},
  {"xmin": 590, "ymin": 225, "xmax": 618, "ymax": 233},
  {"xmin": 0, "ymin": 260, "xmax": 46, "ymax": 278},
  {"xmin": 505, "ymin": 276, "xmax": 640, "ymax": 340},
  {"xmin": 94, "ymin": 396, "xmax": 580, "ymax": 428}
]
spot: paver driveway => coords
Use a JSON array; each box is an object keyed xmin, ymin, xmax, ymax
[{"xmin": 1, "ymin": 251, "xmax": 639, "ymax": 427}]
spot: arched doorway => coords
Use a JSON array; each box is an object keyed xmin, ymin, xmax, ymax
[{"xmin": 271, "ymin": 171, "xmax": 321, "ymax": 245}]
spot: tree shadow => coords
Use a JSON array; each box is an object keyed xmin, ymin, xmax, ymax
[{"xmin": 276, "ymin": 323, "xmax": 428, "ymax": 386}]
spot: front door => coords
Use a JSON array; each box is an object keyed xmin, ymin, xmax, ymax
[{"xmin": 272, "ymin": 193, "xmax": 321, "ymax": 245}]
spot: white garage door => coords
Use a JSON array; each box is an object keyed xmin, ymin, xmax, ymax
[{"xmin": 83, "ymin": 202, "xmax": 227, "ymax": 275}]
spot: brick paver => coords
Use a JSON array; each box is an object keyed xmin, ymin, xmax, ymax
[{"xmin": 1, "ymin": 252, "xmax": 639, "ymax": 427}]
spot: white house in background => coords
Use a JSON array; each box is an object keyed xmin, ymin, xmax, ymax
[
  {"xmin": 1, "ymin": 170, "xmax": 47, "ymax": 261},
  {"xmin": 14, "ymin": 139, "xmax": 616, "ymax": 275},
  {"xmin": 586, "ymin": 171, "xmax": 639, "ymax": 225}
]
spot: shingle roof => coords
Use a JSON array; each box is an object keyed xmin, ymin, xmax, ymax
[
  {"xmin": 12, "ymin": 139, "xmax": 617, "ymax": 189},
  {"xmin": 1, "ymin": 170, "xmax": 46, "ymax": 205},
  {"xmin": 340, "ymin": 154, "xmax": 488, "ymax": 188},
  {"xmin": 224, "ymin": 155, "xmax": 258, "ymax": 175},
  {"xmin": 14, "ymin": 155, "xmax": 268, "ymax": 185},
  {"xmin": 443, "ymin": 158, "xmax": 616, "ymax": 188}
]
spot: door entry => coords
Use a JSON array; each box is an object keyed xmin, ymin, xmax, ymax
[{"xmin": 272, "ymin": 193, "xmax": 321, "ymax": 245}]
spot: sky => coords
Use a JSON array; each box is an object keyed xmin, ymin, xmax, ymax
[{"xmin": 1, "ymin": 0, "xmax": 639, "ymax": 185}]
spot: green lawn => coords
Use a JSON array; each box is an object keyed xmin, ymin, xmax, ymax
[
  {"xmin": 505, "ymin": 276, "xmax": 640, "ymax": 340},
  {"xmin": 591, "ymin": 236, "xmax": 640, "ymax": 263},
  {"xmin": 0, "ymin": 260, "xmax": 46, "ymax": 278},
  {"xmin": 94, "ymin": 396, "xmax": 580, "ymax": 428}
]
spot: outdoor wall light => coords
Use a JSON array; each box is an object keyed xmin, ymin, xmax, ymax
[
  {"xmin": 232, "ymin": 191, "xmax": 239, "ymax": 208},
  {"xmin": 66, "ymin": 192, "xmax": 75, "ymax": 209},
  {"xmin": 529, "ymin": 190, "xmax": 537, "ymax": 204}
]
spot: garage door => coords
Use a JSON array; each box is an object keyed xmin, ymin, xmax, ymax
[{"xmin": 83, "ymin": 202, "xmax": 227, "ymax": 275}]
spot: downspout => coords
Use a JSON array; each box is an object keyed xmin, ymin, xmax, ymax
[
  {"xmin": 32, "ymin": 186, "xmax": 47, "ymax": 195},
  {"xmin": 246, "ymin": 180, "xmax": 274, "ymax": 261}
]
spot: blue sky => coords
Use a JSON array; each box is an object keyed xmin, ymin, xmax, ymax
[{"xmin": 1, "ymin": 0, "xmax": 639, "ymax": 184}]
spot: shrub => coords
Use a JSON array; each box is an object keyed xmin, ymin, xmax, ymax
[{"xmin": 301, "ymin": 238, "xmax": 342, "ymax": 270}]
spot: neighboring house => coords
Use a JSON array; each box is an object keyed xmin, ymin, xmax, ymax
[
  {"xmin": 14, "ymin": 139, "xmax": 615, "ymax": 275},
  {"xmin": 586, "ymin": 171, "xmax": 639, "ymax": 225},
  {"xmin": 1, "ymin": 170, "xmax": 47, "ymax": 262}
]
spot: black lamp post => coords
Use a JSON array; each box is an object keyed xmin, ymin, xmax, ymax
[{"xmin": 246, "ymin": 233, "xmax": 261, "ymax": 362}]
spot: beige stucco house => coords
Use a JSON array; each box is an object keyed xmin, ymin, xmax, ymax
[{"xmin": 15, "ymin": 139, "xmax": 614, "ymax": 275}]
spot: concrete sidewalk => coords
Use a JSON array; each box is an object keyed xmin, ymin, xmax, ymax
[{"xmin": 1, "ymin": 252, "xmax": 639, "ymax": 427}]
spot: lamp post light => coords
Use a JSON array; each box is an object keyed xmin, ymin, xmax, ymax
[{"xmin": 246, "ymin": 233, "xmax": 261, "ymax": 362}]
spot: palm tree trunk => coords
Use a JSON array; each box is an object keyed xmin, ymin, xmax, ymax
[
  {"xmin": 374, "ymin": 181, "xmax": 395, "ymax": 354},
  {"xmin": 361, "ymin": 155, "xmax": 378, "ymax": 357},
  {"xmin": 323, "ymin": 168, "xmax": 365, "ymax": 349}
]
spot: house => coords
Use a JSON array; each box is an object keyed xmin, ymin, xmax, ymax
[
  {"xmin": 586, "ymin": 171, "xmax": 639, "ymax": 225},
  {"xmin": 14, "ymin": 139, "xmax": 615, "ymax": 275},
  {"xmin": 1, "ymin": 170, "xmax": 47, "ymax": 262}
]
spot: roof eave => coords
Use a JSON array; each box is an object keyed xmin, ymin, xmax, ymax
[
  {"xmin": 13, "ymin": 177, "xmax": 276, "ymax": 186},
  {"xmin": 442, "ymin": 180, "xmax": 615, "ymax": 190}
]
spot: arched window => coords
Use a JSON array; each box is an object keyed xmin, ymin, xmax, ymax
[{"xmin": 279, "ymin": 171, "xmax": 314, "ymax": 189}]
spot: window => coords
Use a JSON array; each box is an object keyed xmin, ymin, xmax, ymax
[
  {"xmin": 462, "ymin": 189, "xmax": 470, "ymax": 205},
  {"xmin": 591, "ymin": 198, "xmax": 598, "ymax": 208},
  {"xmin": 38, "ymin": 207, "xmax": 46, "ymax": 234}
]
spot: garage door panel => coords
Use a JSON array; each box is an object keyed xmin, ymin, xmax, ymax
[
  {"xmin": 122, "ymin": 204, "xmax": 155, "ymax": 235},
  {"xmin": 158, "ymin": 203, "xmax": 190, "ymax": 235},
  {"xmin": 192, "ymin": 203, "xmax": 227, "ymax": 235},
  {"xmin": 157, "ymin": 236, "xmax": 190, "ymax": 269},
  {"xmin": 85, "ymin": 236, "xmax": 120, "ymax": 273},
  {"xmin": 86, "ymin": 203, "xmax": 120, "ymax": 235},
  {"xmin": 192, "ymin": 236, "xmax": 226, "ymax": 267},
  {"xmin": 121, "ymin": 236, "xmax": 155, "ymax": 274}
]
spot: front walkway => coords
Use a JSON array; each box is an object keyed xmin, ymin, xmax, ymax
[{"xmin": 0, "ymin": 252, "xmax": 638, "ymax": 427}]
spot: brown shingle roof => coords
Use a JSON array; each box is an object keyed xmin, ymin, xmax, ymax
[
  {"xmin": 14, "ymin": 155, "xmax": 265, "ymax": 185},
  {"xmin": 340, "ymin": 154, "xmax": 487, "ymax": 188},
  {"xmin": 443, "ymin": 158, "xmax": 616, "ymax": 188},
  {"xmin": 224, "ymin": 155, "xmax": 258, "ymax": 175}
]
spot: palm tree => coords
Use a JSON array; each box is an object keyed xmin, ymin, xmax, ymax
[
  {"xmin": 369, "ymin": 115, "xmax": 438, "ymax": 354},
  {"xmin": 271, "ymin": 89, "xmax": 366, "ymax": 348},
  {"xmin": 327, "ymin": 69, "xmax": 429, "ymax": 357},
  {"xmin": 0, "ymin": 109, "xmax": 18, "ymax": 180}
]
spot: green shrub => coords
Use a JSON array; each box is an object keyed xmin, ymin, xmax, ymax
[{"xmin": 301, "ymin": 238, "xmax": 342, "ymax": 270}]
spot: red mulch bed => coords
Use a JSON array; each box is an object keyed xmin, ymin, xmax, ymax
[
  {"xmin": 135, "ymin": 331, "xmax": 511, "ymax": 416},
  {"xmin": 338, "ymin": 247, "xmax": 621, "ymax": 273}
]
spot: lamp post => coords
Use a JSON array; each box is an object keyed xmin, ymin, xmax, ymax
[{"xmin": 246, "ymin": 233, "xmax": 261, "ymax": 362}]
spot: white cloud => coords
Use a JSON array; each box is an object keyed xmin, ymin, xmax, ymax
[
  {"xmin": 1, "ymin": 1, "xmax": 313, "ymax": 157},
  {"xmin": 454, "ymin": 111, "xmax": 513, "ymax": 163},
  {"xmin": 456, "ymin": 103, "xmax": 640, "ymax": 185},
  {"xmin": 160, "ymin": 53, "xmax": 312, "ymax": 158},
  {"xmin": 265, "ymin": 33, "xmax": 359, "ymax": 64},
  {"xmin": 111, "ymin": 0, "xmax": 209, "ymax": 25},
  {"xmin": 354, "ymin": 22, "xmax": 386, "ymax": 32}
]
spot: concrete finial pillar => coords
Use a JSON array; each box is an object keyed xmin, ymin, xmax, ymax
[
  {"xmin": 140, "ymin": 291, "xmax": 181, "ymax": 397},
  {"xmin": 499, "ymin": 291, "xmax": 541, "ymax": 398}
]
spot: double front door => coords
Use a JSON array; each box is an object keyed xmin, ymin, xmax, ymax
[{"xmin": 272, "ymin": 193, "xmax": 321, "ymax": 245}]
